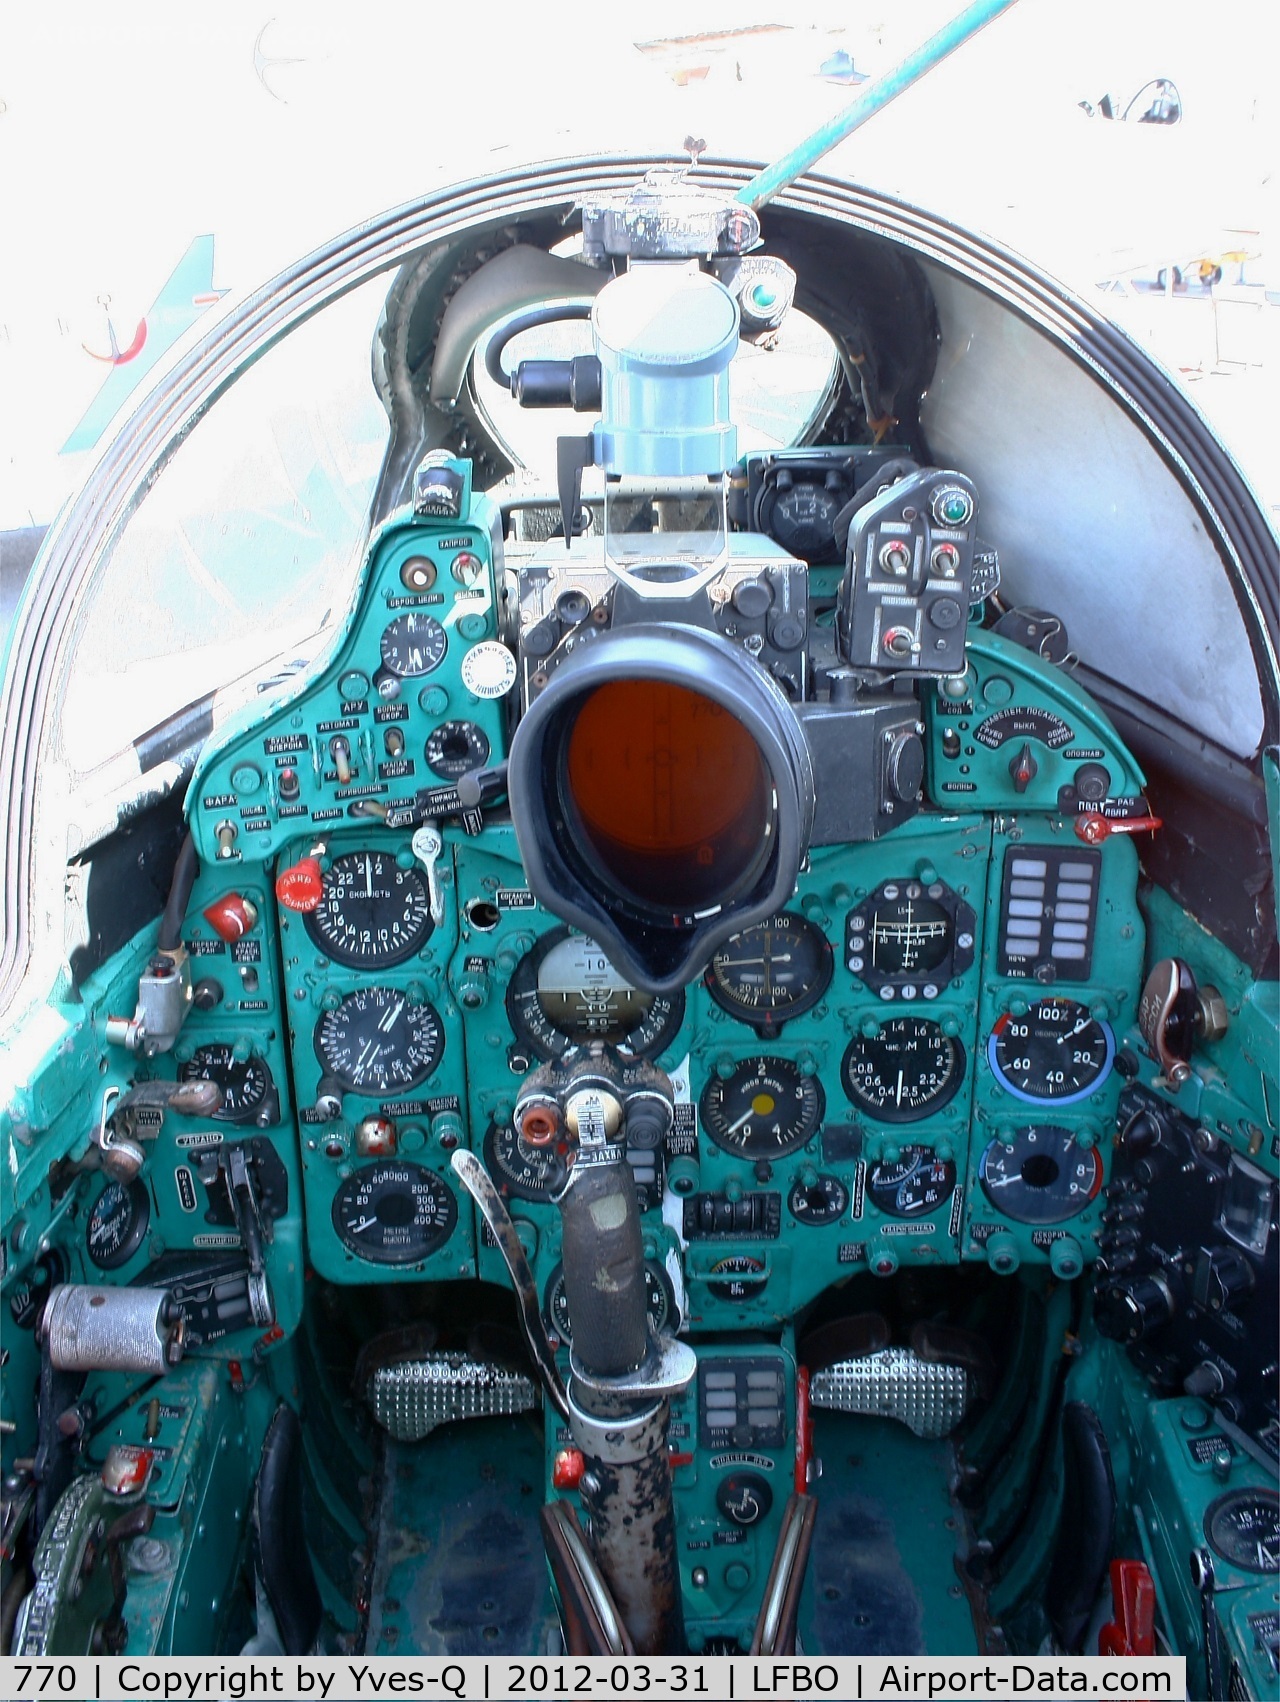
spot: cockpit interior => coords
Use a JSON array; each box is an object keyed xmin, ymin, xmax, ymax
[{"xmin": 1, "ymin": 157, "xmax": 1276, "ymax": 1693}]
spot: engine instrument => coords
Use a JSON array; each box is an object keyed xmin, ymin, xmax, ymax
[
  {"xmin": 977, "ymin": 1126, "xmax": 1104, "ymax": 1223},
  {"xmin": 868, "ymin": 1147, "xmax": 958, "ymax": 1216},
  {"xmin": 988, "ymin": 998, "xmax": 1114, "ymax": 1104},
  {"xmin": 1203, "ymin": 1489, "xmax": 1280, "ymax": 1574}
]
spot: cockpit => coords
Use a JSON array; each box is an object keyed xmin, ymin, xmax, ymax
[{"xmin": 1, "ymin": 154, "xmax": 1276, "ymax": 1691}]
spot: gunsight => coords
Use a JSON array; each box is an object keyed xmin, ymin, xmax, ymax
[{"xmin": 504, "ymin": 175, "xmax": 979, "ymax": 991}]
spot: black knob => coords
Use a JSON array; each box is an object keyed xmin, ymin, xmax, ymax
[
  {"xmin": 1192, "ymin": 1247, "xmax": 1255, "ymax": 1313},
  {"xmin": 1074, "ymin": 762, "xmax": 1112, "ymax": 803},
  {"xmin": 1116, "ymin": 1274, "xmax": 1177, "ymax": 1340},
  {"xmin": 715, "ymin": 1471, "xmax": 773, "ymax": 1527},
  {"xmin": 1122, "ymin": 1108, "xmax": 1164, "ymax": 1155},
  {"xmin": 1095, "ymin": 1272, "xmax": 1176, "ymax": 1340},
  {"xmin": 1183, "ymin": 1361, "xmax": 1226, "ymax": 1400},
  {"xmin": 1009, "ymin": 742, "xmax": 1038, "ymax": 793}
]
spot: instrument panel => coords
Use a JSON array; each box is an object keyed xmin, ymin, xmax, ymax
[{"xmin": 95, "ymin": 481, "xmax": 1159, "ymax": 1334}]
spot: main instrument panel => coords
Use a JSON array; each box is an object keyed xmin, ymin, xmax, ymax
[{"xmin": 76, "ymin": 472, "xmax": 1175, "ymax": 1343}]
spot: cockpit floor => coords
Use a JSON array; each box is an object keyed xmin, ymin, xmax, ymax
[
  {"xmin": 365, "ymin": 1414, "xmax": 558, "ymax": 1657},
  {"xmin": 800, "ymin": 1414, "xmax": 978, "ymax": 1656}
]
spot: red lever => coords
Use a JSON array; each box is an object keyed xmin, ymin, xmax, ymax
[
  {"xmin": 1098, "ymin": 1558, "xmax": 1156, "ymax": 1657},
  {"xmin": 275, "ymin": 856, "xmax": 325, "ymax": 912},
  {"xmin": 202, "ymin": 893, "xmax": 259, "ymax": 941},
  {"xmin": 1075, "ymin": 813, "xmax": 1162, "ymax": 845},
  {"xmin": 795, "ymin": 1365, "xmax": 812, "ymax": 1495}
]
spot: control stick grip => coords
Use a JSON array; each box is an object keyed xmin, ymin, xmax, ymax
[{"xmin": 557, "ymin": 1154, "xmax": 648, "ymax": 1378}]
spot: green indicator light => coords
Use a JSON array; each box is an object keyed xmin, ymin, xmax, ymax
[
  {"xmin": 943, "ymin": 495, "xmax": 967, "ymax": 522},
  {"xmin": 750, "ymin": 283, "xmax": 778, "ymax": 310}
]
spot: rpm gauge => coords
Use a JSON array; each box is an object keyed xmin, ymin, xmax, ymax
[
  {"xmin": 331, "ymin": 1161, "xmax": 457, "ymax": 1264},
  {"xmin": 178, "ymin": 1044, "xmax": 277, "ymax": 1124},
  {"xmin": 506, "ymin": 928, "xmax": 684, "ymax": 1062},
  {"xmin": 302, "ymin": 851, "xmax": 432, "ymax": 969},
  {"xmin": 705, "ymin": 913, "xmax": 833, "ymax": 1034},
  {"xmin": 841, "ymin": 1019, "xmax": 964, "ymax": 1123},
  {"xmin": 978, "ymin": 1126, "xmax": 1104, "ymax": 1223},
  {"xmin": 989, "ymin": 999, "xmax": 1114, "ymax": 1104},
  {"xmin": 700, "ymin": 1057, "xmax": 824, "ymax": 1159},
  {"xmin": 314, "ymin": 988, "xmax": 443, "ymax": 1095},
  {"xmin": 379, "ymin": 613, "xmax": 447, "ymax": 678}
]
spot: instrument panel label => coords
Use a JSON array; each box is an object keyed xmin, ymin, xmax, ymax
[{"xmin": 263, "ymin": 734, "xmax": 309, "ymax": 754}]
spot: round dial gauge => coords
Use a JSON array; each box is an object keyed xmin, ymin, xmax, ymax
[
  {"xmin": 86, "ymin": 1178, "xmax": 150, "ymax": 1270},
  {"xmin": 705, "ymin": 913, "xmax": 833, "ymax": 1034},
  {"xmin": 699, "ymin": 1057, "xmax": 824, "ymax": 1159},
  {"xmin": 314, "ymin": 988, "xmax": 443, "ymax": 1095},
  {"xmin": 841, "ymin": 1019, "xmax": 964, "ymax": 1123},
  {"xmin": 178, "ymin": 1044, "xmax": 276, "ymax": 1124},
  {"xmin": 425, "ymin": 720, "xmax": 491, "ymax": 780},
  {"xmin": 302, "ymin": 851, "xmax": 432, "ymax": 969},
  {"xmin": 482, "ymin": 1121, "xmax": 570, "ymax": 1203},
  {"xmin": 707, "ymin": 1253, "xmax": 768, "ymax": 1302},
  {"xmin": 770, "ymin": 482, "xmax": 843, "ymax": 562},
  {"xmin": 989, "ymin": 1000, "xmax": 1114, "ymax": 1104},
  {"xmin": 1204, "ymin": 1489, "xmax": 1280, "ymax": 1574},
  {"xmin": 506, "ymin": 928, "xmax": 684, "ymax": 1062},
  {"xmin": 543, "ymin": 1260, "xmax": 675, "ymax": 1347},
  {"xmin": 978, "ymin": 1126, "xmax": 1104, "ymax": 1223},
  {"xmin": 787, "ymin": 1172, "xmax": 849, "ymax": 1225},
  {"xmin": 868, "ymin": 1146, "xmax": 958, "ymax": 1217},
  {"xmin": 379, "ymin": 613, "xmax": 447, "ymax": 678},
  {"xmin": 331, "ymin": 1161, "xmax": 457, "ymax": 1265}
]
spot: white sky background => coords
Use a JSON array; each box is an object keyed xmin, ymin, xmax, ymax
[{"xmin": 0, "ymin": 0, "xmax": 1274, "ymax": 526}]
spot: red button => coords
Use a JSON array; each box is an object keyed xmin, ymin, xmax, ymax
[
  {"xmin": 552, "ymin": 1448, "xmax": 586, "ymax": 1490},
  {"xmin": 275, "ymin": 857, "xmax": 325, "ymax": 912}
]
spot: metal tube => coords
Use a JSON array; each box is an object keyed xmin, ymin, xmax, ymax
[
  {"xmin": 568, "ymin": 1391, "xmax": 684, "ymax": 1656},
  {"xmin": 736, "ymin": 0, "xmax": 1022, "ymax": 210},
  {"xmin": 42, "ymin": 1286, "xmax": 180, "ymax": 1375}
]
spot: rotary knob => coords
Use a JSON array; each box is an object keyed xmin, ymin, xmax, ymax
[{"xmin": 1107, "ymin": 1273, "xmax": 1177, "ymax": 1342}]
